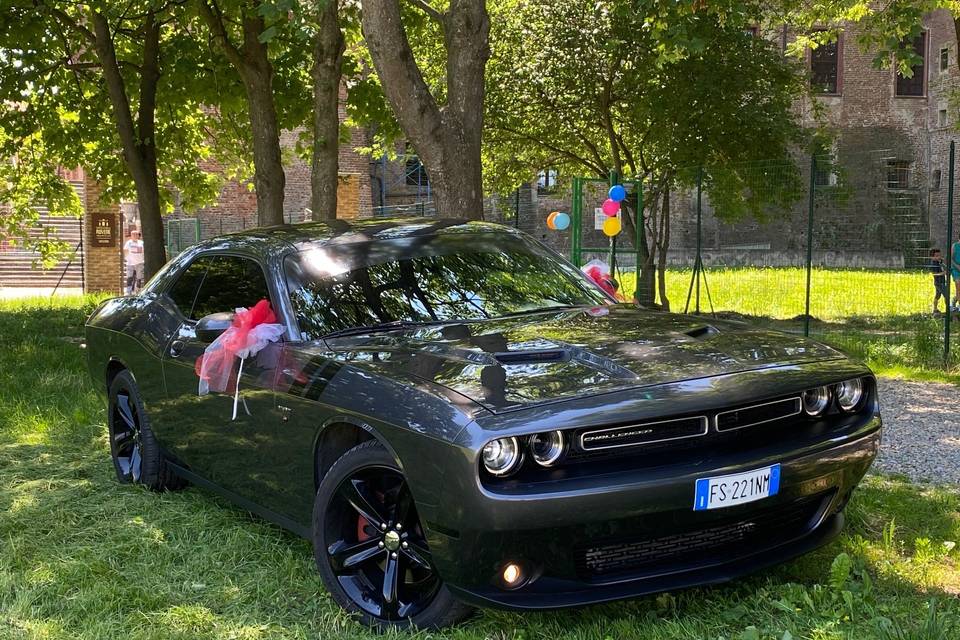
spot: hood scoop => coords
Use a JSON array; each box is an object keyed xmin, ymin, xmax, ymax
[{"xmin": 684, "ymin": 325, "xmax": 719, "ymax": 340}]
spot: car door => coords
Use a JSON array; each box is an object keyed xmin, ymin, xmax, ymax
[{"xmin": 158, "ymin": 253, "xmax": 284, "ymax": 499}]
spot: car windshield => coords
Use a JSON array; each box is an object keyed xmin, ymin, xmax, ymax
[{"xmin": 284, "ymin": 231, "xmax": 610, "ymax": 338}]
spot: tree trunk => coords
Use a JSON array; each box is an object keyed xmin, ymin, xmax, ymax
[
  {"xmin": 622, "ymin": 193, "xmax": 655, "ymax": 305},
  {"xmin": 91, "ymin": 10, "xmax": 166, "ymax": 278},
  {"xmin": 198, "ymin": 2, "xmax": 285, "ymax": 226},
  {"xmin": 657, "ymin": 186, "xmax": 671, "ymax": 311},
  {"xmin": 361, "ymin": 0, "xmax": 489, "ymax": 219},
  {"xmin": 240, "ymin": 16, "xmax": 285, "ymax": 226},
  {"xmin": 310, "ymin": 0, "xmax": 345, "ymax": 221}
]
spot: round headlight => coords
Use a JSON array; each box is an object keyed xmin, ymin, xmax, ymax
[
  {"xmin": 529, "ymin": 431, "xmax": 565, "ymax": 467},
  {"xmin": 482, "ymin": 437, "xmax": 521, "ymax": 476},
  {"xmin": 835, "ymin": 378, "xmax": 864, "ymax": 412},
  {"xmin": 802, "ymin": 386, "xmax": 831, "ymax": 416}
]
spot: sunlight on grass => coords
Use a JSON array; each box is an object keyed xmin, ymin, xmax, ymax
[
  {"xmin": 1, "ymin": 293, "xmax": 958, "ymax": 639},
  {"xmin": 618, "ymin": 268, "xmax": 935, "ymax": 321}
]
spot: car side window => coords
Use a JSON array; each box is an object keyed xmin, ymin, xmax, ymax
[
  {"xmin": 191, "ymin": 255, "xmax": 271, "ymax": 320},
  {"xmin": 166, "ymin": 256, "xmax": 215, "ymax": 319}
]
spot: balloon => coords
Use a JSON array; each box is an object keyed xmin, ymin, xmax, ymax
[
  {"xmin": 602, "ymin": 216, "xmax": 622, "ymax": 237},
  {"xmin": 553, "ymin": 212, "xmax": 570, "ymax": 230},
  {"xmin": 608, "ymin": 184, "xmax": 627, "ymax": 202},
  {"xmin": 601, "ymin": 198, "xmax": 620, "ymax": 216},
  {"xmin": 546, "ymin": 211, "xmax": 559, "ymax": 230}
]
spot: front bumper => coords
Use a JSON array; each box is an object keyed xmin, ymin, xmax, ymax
[{"xmin": 424, "ymin": 421, "xmax": 880, "ymax": 610}]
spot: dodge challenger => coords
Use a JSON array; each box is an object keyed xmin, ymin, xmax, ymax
[{"xmin": 85, "ymin": 218, "xmax": 881, "ymax": 629}]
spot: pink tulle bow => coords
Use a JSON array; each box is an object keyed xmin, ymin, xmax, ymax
[{"xmin": 195, "ymin": 299, "xmax": 284, "ymax": 396}]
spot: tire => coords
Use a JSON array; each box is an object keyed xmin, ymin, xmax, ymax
[
  {"xmin": 312, "ymin": 440, "xmax": 473, "ymax": 630},
  {"xmin": 107, "ymin": 370, "xmax": 185, "ymax": 491}
]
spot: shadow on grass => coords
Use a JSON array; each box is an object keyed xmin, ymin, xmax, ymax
[{"xmin": 1, "ymin": 296, "xmax": 958, "ymax": 639}]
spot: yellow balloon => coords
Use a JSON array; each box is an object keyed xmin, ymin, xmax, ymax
[{"xmin": 602, "ymin": 216, "xmax": 622, "ymax": 237}]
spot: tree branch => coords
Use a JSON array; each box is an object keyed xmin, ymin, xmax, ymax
[
  {"xmin": 405, "ymin": 0, "xmax": 444, "ymax": 23},
  {"xmin": 38, "ymin": 1, "xmax": 96, "ymax": 43},
  {"xmin": 197, "ymin": 0, "xmax": 244, "ymax": 70},
  {"xmin": 489, "ymin": 124, "xmax": 606, "ymax": 176}
]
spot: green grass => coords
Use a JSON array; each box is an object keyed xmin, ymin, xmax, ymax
[
  {"xmin": 615, "ymin": 267, "xmax": 960, "ymax": 383},
  {"xmin": 1, "ymin": 296, "xmax": 959, "ymax": 639}
]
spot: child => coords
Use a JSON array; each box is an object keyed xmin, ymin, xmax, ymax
[
  {"xmin": 952, "ymin": 233, "xmax": 960, "ymax": 312},
  {"xmin": 929, "ymin": 248, "xmax": 949, "ymax": 315}
]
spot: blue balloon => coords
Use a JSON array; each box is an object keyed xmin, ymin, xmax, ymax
[
  {"xmin": 608, "ymin": 184, "xmax": 627, "ymax": 202},
  {"xmin": 554, "ymin": 212, "xmax": 570, "ymax": 230}
]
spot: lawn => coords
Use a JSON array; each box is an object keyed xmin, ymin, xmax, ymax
[
  {"xmin": 1, "ymin": 295, "xmax": 958, "ymax": 639},
  {"xmin": 614, "ymin": 267, "xmax": 960, "ymax": 382}
]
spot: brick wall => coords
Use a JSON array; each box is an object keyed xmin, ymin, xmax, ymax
[
  {"xmin": 166, "ymin": 84, "xmax": 372, "ymax": 241},
  {"xmin": 532, "ymin": 13, "xmax": 960, "ymax": 266},
  {"xmin": 81, "ymin": 176, "xmax": 123, "ymax": 294}
]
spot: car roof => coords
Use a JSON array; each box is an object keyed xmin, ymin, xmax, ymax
[{"xmin": 206, "ymin": 217, "xmax": 522, "ymax": 256}]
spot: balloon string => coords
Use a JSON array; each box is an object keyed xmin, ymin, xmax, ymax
[{"xmin": 232, "ymin": 356, "xmax": 245, "ymax": 421}]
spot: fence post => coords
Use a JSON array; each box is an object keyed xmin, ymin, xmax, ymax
[
  {"xmin": 608, "ymin": 170, "xmax": 619, "ymax": 278},
  {"xmin": 695, "ymin": 166, "xmax": 703, "ymax": 313},
  {"xmin": 514, "ymin": 188, "xmax": 520, "ymax": 229},
  {"xmin": 634, "ymin": 179, "xmax": 643, "ymax": 303},
  {"xmin": 571, "ymin": 177, "xmax": 582, "ymax": 267},
  {"xmin": 804, "ymin": 155, "xmax": 817, "ymax": 338},
  {"xmin": 946, "ymin": 141, "xmax": 954, "ymax": 367}
]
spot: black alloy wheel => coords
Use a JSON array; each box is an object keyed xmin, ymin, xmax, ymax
[
  {"xmin": 111, "ymin": 387, "xmax": 143, "ymax": 482},
  {"xmin": 313, "ymin": 441, "xmax": 472, "ymax": 629},
  {"xmin": 107, "ymin": 370, "xmax": 184, "ymax": 491}
]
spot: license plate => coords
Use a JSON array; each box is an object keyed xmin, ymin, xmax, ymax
[{"xmin": 693, "ymin": 464, "xmax": 780, "ymax": 511}]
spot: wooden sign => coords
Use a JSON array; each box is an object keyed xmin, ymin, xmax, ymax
[{"xmin": 90, "ymin": 213, "xmax": 117, "ymax": 248}]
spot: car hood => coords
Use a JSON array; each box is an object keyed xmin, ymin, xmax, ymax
[{"xmin": 319, "ymin": 305, "xmax": 844, "ymax": 413}]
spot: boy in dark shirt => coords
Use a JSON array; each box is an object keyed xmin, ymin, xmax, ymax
[{"xmin": 929, "ymin": 248, "xmax": 949, "ymax": 315}]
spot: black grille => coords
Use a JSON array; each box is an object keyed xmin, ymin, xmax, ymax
[
  {"xmin": 575, "ymin": 493, "xmax": 828, "ymax": 580},
  {"xmin": 716, "ymin": 397, "xmax": 802, "ymax": 432}
]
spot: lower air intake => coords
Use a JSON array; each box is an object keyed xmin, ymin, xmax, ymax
[{"xmin": 576, "ymin": 493, "xmax": 829, "ymax": 580}]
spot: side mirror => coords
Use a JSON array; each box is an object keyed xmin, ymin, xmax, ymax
[{"xmin": 196, "ymin": 312, "xmax": 234, "ymax": 343}]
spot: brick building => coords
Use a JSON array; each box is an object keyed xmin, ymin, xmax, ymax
[
  {"xmin": 8, "ymin": 12, "xmax": 960, "ymax": 293},
  {"xmin": 531, "ymin": 10, "xmax": 960, "ymax": 269},
  {"xmin": 163, "ymin": 86, "xmax": 373, "ymax": 245}
]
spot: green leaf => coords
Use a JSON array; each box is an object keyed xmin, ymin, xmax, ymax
[{"xmin": 830, "ymin": 552, "xmax": 852, "ymax": 591}]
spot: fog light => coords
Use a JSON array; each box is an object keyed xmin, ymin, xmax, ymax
[
  {"xmin": 502, "ymin": 562, "xmax": 523, "ymax": 587},
  {"xmin": 801, "ymin": 386, "xmax": 831, "ymax": 416},
  {"xmin": 836, "ymin": 378, "xmax": 864, "ymax": 412}
]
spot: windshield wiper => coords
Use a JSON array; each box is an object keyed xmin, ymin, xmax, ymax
[{"xmin": 320, "ymin": 320, "xmax": 449, "ymax": 340}]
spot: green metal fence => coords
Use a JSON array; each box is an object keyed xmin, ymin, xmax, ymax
[
  {"xmin": 570, "ymin": 173, "xmax": 643, "ymax": 301},
  {"xmin": 567, "ymin": 144, "xmax": 958, "ymax": 372},
  {"xmin": 165, "ymin": 218, "xmax": 200, "ymax": 257}
]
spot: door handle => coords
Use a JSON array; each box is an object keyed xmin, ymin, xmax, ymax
[{"xmin": 169, "ymin": 340, "xmax": 185, "ymax": 358}]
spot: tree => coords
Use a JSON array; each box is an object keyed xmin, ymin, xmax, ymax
[
  {"xmin": 197, "ymin": 0, "xmax": 295, "ymax": 226},
  {"xmin": 485, "ymin": 0, "xmax": 807, "ymax": 308},
  {"xmin": 308, "ymin": 0, "xmax": 345, "ymax": 221},
  {"xmin": 0, "ymin": 0, "xmax": 222, "ymax": 277},
  {"xmin": 361, "ymin": 0, "xmax": 490, "ymax": 219}
]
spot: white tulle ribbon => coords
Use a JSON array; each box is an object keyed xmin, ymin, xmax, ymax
[{"xmin": 196, "ymin": 302, "xmax": 284, "ymax": 421}]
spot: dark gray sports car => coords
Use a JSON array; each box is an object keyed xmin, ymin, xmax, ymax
[{"xmin": 85, "ymin": 218, "xmax": 881, "ymax": 629}]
